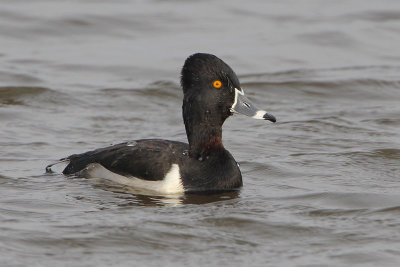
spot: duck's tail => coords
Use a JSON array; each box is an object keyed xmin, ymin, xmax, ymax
[{"xmin": 45, "ymin": 158, "xmax": 69, "ymax": 173}]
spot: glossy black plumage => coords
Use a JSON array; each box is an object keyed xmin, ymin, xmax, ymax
[
  {"xmin": 58, "ymin": 53, "xmax": 275, "ymax": 193},
  {"xmin": 63, "ymin": 139, "xmax": 242, "ymax": 192},
  {"xmin": 63, "ymin": 140, "xmax": 187, "ymax": 181}
]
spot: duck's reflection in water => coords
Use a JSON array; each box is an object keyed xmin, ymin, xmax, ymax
[
  {"xmin": 92, "ymin": 178, "xmax": 240, "ymax": 206},
  {"xmin": 134, "ymin": 190, "xmax": 240, "ymax": 206}
]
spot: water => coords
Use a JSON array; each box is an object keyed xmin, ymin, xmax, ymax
[{"xmin": 1, "ymin": 0, "xmax": 400, "ymax": 265}]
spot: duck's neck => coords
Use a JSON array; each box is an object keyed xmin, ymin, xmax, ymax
[
  {"xmin": 183, "ymin": 101, "xmax": 225, "ymax": 160},
  {"xmin": 186, "ymin": 123, "xmax": 224, "ymax": 160}
]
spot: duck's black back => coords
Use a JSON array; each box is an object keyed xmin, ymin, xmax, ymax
[
  {"xmin": 63, "ymin": 139, "xmax": 242, "ymax": 192},
  {"xmin": 63, "ymin": 139, "xmax": 188, "ymax": 180}
]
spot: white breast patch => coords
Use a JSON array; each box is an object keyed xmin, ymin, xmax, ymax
[{"xmin": 81, "ymin": 163, "xmax": 185, "ymax": 194}]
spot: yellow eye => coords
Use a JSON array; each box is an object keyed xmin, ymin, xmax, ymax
[{"xmin": 213, "ymin": 80, "xmax": 222, "ymax": 88}]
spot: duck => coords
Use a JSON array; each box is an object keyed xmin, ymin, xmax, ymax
[{"xmin": 46, "ymin": 53, "xmax": 276, "ymax": 194}]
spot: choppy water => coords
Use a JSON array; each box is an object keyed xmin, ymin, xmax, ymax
[{"xmin": 1, "ymin": 0, "xmax": 400, "ymax": 266}]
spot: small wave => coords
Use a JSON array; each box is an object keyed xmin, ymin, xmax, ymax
[
  {"xmin": 347, "ymin": 148, "xmax": 400, "ymax": 161},
  {"xmin": 0, "ymin": 71, "xmax": 43, "ymax": 84},
  {"xmin": 297, "ymin": 31, "xmax": 358, "ymax": 47},
  {"xmin": 306, "ymin": 208, "xmax": 367, "ymax": 217},
  {"xmin": 0, "ymin": 86, "xmax": 83, "ymax": 108},
  {"xmin": 243, "ymin": 78, "xmax": 400, "ymax": 100},
  {"xmin": 101, "ymin": 80, "xmax": 181, "ymax": 100},
  {"xmin": 0, "ymin": 86, "xmax": 50, "ymax": 105},
  {"xmin": 341, "ymin": 10, "xmax": 400, "ymax": 23},
  {"xmin": 281, "ymin": 192, "xmax": 400, "ymax": 210},
  {"xmin": 241, "ymin": 66, "xmax": 400, "ymax": 98},
  {"xmin": 240, "ymin": 65, "xmax": 400, "ymax": 106},
  {"xmin": 374, "ymin": 205, "xmax": 400, "ymax": 213}
]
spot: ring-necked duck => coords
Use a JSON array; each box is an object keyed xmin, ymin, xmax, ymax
[{"xmin": 47, "ymin": 53, "xmax": 276, "ymax": 194}]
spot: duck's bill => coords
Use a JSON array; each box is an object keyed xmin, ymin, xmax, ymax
[{"xmin": 230, "ymin": 88, "xmax": 276, "ymax": 122}]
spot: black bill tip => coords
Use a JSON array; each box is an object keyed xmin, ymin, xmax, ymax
[{"xmin": 263, "ymin": 113, "xmax": 276, "ymax": 123}]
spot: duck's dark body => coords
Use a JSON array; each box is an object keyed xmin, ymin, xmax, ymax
[
  {"xmin": 50, "ymin": 53, "xmax": 275, "ymax": 194},
  {"xmin": 63, "ymin": 139, "xmax": 242, "ymax": 192}
]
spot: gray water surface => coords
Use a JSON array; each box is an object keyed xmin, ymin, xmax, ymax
[{"xmin": 1, "ymin": 0, "xmax": 400, "ymax": 266}]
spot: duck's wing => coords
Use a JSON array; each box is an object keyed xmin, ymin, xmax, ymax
[{"xmin": 61, "ymin": 139, "xmax": 188, "ymax": 181}]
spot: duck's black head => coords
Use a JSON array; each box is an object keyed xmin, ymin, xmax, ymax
[{"xmin": 180, "ymin": 53, "xmax": 276, "ymax": 158}]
